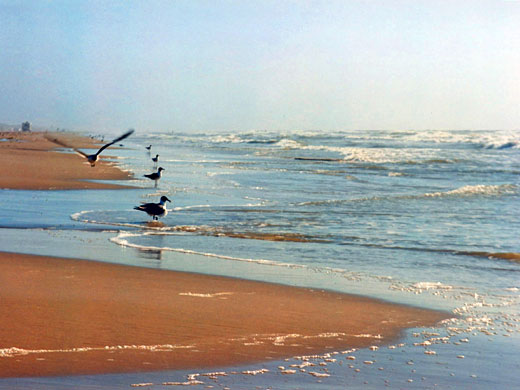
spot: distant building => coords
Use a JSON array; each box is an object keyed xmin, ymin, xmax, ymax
[{"xmin": 22, "ymin": 121, "xmax": 31, "ymax": 132}]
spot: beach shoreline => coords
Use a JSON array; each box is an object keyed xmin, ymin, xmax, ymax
[
  {"xmin": 0, "ymin": 131, "xmax": 135, "ymax": 190},
  {"xmin": 0, "ymin": 251, "xmax": 450, "ymax": 378},
  {"xmin": 0, "ymin": 130, "xmax": 451, "ymax": 378}
]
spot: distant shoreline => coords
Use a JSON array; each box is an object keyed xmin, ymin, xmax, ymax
[{"xmin": 0, "ymin": 131, "xmax": 135, "ymax": 190}]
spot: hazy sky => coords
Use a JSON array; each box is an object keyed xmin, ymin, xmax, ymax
[{"xmin": 1, "ymin": 0, "xmax": 519, "ymax": 132}]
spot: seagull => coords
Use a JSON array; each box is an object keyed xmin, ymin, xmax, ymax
[
  {"xmin": 47, "ymin": 129, "xmax": 134, "ymax": 167},
  {"xmin": 146, "ymin": 145, "xmax": 152, "ymax": 151},
  {"xmin": 152, "ymin": 154, "xmax": 159, "ymax": 167},
  {"xmin": 144, "ymin": 167, "xmax": 164, "ymax": 187},
  {"xmin": 134, "ymin": 195, "xmax": 171, "ymax": 220}
]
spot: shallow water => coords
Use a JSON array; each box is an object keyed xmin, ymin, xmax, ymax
[{"xmin": 0, "ymin": 129, "xmax": 519, "ymax": 389}]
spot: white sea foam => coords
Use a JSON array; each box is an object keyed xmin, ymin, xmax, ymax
[
  {"xmin": 424, "ymin": 184, "xmax": 517, "ymax": 198},
  {"xmin": 309, "ymin": 372, "xmax": 330, "ymax": 378},
  {"xmin": 179, "ymin": 292, "xmax": 233, "ymax": 298},
  {"xmin": 70, "ymin": 210, "xmax": 94, "ymax": 221},
  {"xmin": 143, "ymin": 129, "xmax": 520, "ymax": 151},
  {"xmin": 412, "ymin": 282, "xmax": 454, "ymax": 290},
  {"xmin": 242, "ymin": 369, "xmax": 269, "ymax": 375},
  {"xmin": 397, "ymin": 130, "xmax": 519, "ymax": 149},
  {"xmin": 355, "ymin": 334, "xmax": 383, "ymax": 339},
  {"xmin": 173, "ymin": 204, "xmax": 212, "ymax": 211},
  {"xmin": 0, "ymin": 343, "xmax": 194, "ymax": 357},
  {"xmin": 275, "ymin": 138, "xmax": 304, "ymax": 149},
  {"xmin": 209, "ymin": 134, "xmax": 246, "ymax": 143}
]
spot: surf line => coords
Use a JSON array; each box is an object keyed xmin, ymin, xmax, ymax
[
  {"xmin": 109, "ymin": 231, "xmax": 366, "ymax": 282},
  {"xmin": 109, "ymin": 231, "xmax": 305, "ymax": 268},
  {"xmin": 0, "ymin": 343, "xmax": 194, "ymax": 358}
]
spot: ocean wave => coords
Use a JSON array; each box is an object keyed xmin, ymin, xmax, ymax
[
  {"xmin": 208, "ymin": 134, "xmax": 247, "ymax": 143},
  {"xmin": 275, "ymin": 138, "xmax": 305, "ymax": 149},
  {"xmin": 424, "ymin": 184, "xmax": 517, "ymax": 198},
  {"xmin": 207, "ymin": 133, "xmax": 289, "ymax": 145},
  {"xmin": 140, "ymin": 130, "xmax": 520, "ymax": 151},
  {"xmin": 398, "ymin": 130, "xmax": 520, "ymax": 149},
  {"xmin": 292, "ymin": 145, "xmax": 461, "ymax": 164},
  {"xmin": 296, "ymin": 184, "xmax": 517, "ymax": 207}
]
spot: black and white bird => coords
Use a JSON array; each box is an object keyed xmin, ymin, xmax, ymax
[
  {"xmin": 144, "ymin": 167, "xmax": 164, "ymax": 187},
  {"xmin": 146, "ymin": 145, "xmax": 152, "ymax": 151},
  {"xmin": 152, "ymin": 154, "xmax": 159, "ymax": 167},
  {"xmin": 134, "ymin": 195, "xmax": 171, "ymax": 220},
  {"xmin": 47, "ymin": 129, "xmax": 134, "ymax": 167}
]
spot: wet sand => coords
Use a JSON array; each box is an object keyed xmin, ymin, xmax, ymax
[
  {"xmin": 0, "ymin": 251, "xmax": 449, "ymax": 378},
  {"xmin": 0, "ymin": 131, "xmax": 134, "ymax": 190}
]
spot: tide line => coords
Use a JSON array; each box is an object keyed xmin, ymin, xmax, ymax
[{"xmin": 0, "ymin": 343, "xmax": 194, "ymax": 358}]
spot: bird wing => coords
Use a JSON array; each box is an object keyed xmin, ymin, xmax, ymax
[
  {"xmin": 95, "ymin": 129, "xmax": 135, "ymax": 156},
  {"xmin": 135, "ymin": 203, "xmax": 162, "ymax": 213},
  {"xmin": 72, "ymin": 149, "xmax": 90, "ymax": 158},
  {"xmin": 44, "ymin": 135, "xmax": 89, "ymax": 158}
]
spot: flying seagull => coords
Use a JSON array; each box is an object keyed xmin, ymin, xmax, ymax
[
  {"xmin": 47, "ymin": 129, "xmax": 134, "ymax": 167},
  {"xmin": 144, "ymin": 167, "xmax": 164, "ymax": 187},
  {"xmin": 134, "ymin": 195, "xmax": 171, "ymax": 221}
]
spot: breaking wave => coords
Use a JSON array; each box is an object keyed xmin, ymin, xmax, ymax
[
  {"xmin": 423, "ymin": 184, "xmax": 517, "ymax": 198},
  {"xmin": 296, "ymin": 184, "xmax": 517, "ymax": 206}
]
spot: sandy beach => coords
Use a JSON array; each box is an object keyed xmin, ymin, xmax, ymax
[
  {"xmin": 0, "ymin": 130, "xmax": 451, "ymax": 378},
  {"xmin": 0, "ymin": 251, "xmax": 448, "ymax": 378},
  {"xmin": 0, "ymin": 131, "xmax": 134, "ymax": 190},
  {"xmin": 2, "ymin": 4, "xmax": 519, "ymax": 387}
]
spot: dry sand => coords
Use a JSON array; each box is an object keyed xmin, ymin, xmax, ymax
[
  {"xmin": 0, "ymin": 252, "xmax": 449, "ymax": 378},
  {"xmin": 0, "ymin": 131, "xmax": 134, "ymax": 190}
]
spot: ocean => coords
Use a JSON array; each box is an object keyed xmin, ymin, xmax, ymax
[{"xmin": 0, "ymin": 129, "xmax": 519, "ymax": 389}]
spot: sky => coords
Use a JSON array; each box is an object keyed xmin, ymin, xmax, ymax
[{"xmin": 0, "ymin": 0, "xmax": 519, "ymax": 132}]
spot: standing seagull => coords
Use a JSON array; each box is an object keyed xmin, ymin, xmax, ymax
[
  {"xmin": 144, "ymin": 167, "xmax": 164, "ymax": 187},
  {"xmin": 146, "ymin": 145, "xmax": 152, "ymax": 152},
  {"xmin": 47, "ymin": 129, "xmax": 134, "ymax": 167},
  {"xmin": 134, "ymin": 196, "xmax": 171, "ymax": 221},
  {"xmin": 152, "ymin": 154, "xmax": 159, "ymax": 167}
]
